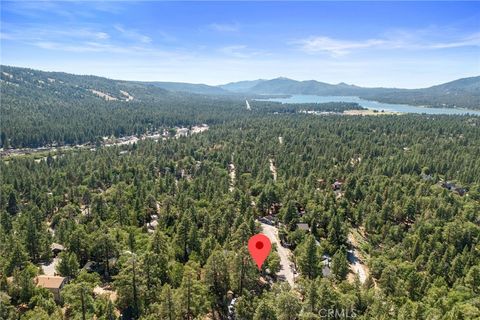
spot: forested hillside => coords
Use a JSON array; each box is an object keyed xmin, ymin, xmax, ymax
[
  {"xmin": 0, "ymin": 66, "xmax": 364, "ymax": 149},
  {"xmin": 0, "ymin": 66, "xmax": 244, "ymax": 148},
  {"xmin": 1, "ymin": 111, "xmax": 479, "ymax": 319},
  {"xmin": 1, "ymin": 65, "xmax": 480, "ymax": 320},
  {"xmin": 2, "ymin": 0, "xmax": 479, "ymax": 318},
  {"xmin": 145, "ymin": 81, "xmax": 232, "ymax": 95}
]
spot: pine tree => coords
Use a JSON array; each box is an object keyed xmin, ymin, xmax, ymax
[
  {"xmin": 7, "ymin": 192, "xmax": 18, "ymax": 215},
  {"xmin": 204, "ymin": 249, "xmax": 229, "ymax": 317},
  {"xmin": 297, "ymin": 235, "xmax": 319, "ymax": 279},
  {"xmin": 331, "ymin": 249, "xmax": 349, "ymax": 281},
  {"xmin": 275, "ymin": 291, "xmax": 301, "ymax": 320},
  {"xmin": 56, "ymin": 252, "xmax": 79, "ymax": 278},
  {"xmin": 253, "ymin": 300, "xmax": 277, "ymax": 320}
]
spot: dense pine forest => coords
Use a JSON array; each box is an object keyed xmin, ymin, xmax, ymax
[
  {"xmin": 1, "ymin": 66, "xmax": 362, "ymax": 149},
  {"xmin": 1, "ymin": 66, "xmax": 480, "ymax": 320}
]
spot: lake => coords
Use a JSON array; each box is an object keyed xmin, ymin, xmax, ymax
[{"xmin": 256, "ymin": 95, "xmax": 480, "ymax": 115}]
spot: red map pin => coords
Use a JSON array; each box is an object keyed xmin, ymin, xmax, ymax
[{"xmin": 248, "ymin": 234, "xmax": 272, "ymax": 269}]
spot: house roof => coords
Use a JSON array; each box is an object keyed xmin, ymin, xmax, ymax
[
  {"xmin": 322, "ymin": 266, "xmax": 331, "ymax": 277},
  {"xmin": 36, "ymin": 276, "xmax": 66, "ymax": 289},
  {"xmin": 148, "ymin": 220, "xmax": 159, "ymax": 229},
  {"xmin": 51, "ymin": 243, "xmax": 64, "ymax": 251},
  {"xmin": 296, "ymin": 223, "xmax": 309, "ymax": 231},
  {"xmin": 83, "ymin": 261, "xmax": 96, "ymax": 270}
]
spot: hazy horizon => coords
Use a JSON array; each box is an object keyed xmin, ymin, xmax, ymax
[
  {"xmin": 1, "ymin": 1, "xmax": 479, "ymax": 88},
  {"xmin": 3, "ymin": 63, "xmax": 479, "ymax": 90}
]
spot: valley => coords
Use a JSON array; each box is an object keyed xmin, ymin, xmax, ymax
[
  {"xmin": 1, "ymin": 65, "xmax": 479, "ymax": 320},
  {"xmin": 1, "ymin": 1, "xmax": 479, "ymax": 319}
]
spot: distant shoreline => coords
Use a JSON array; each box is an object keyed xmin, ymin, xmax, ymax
[{"xmin": 256, "ymin": 95, "xmax": 480, "ymax": 115}]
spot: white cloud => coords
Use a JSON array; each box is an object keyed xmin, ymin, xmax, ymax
[
  {"xmin": 209, "ymin": 23, "xmax": 240, "ymax": 32},
  {"xmin": 31, "ymin": 40, "xmax": 184, "ymax": 58},
  {"xmin": 424, "ymin": 32, "xmax": 480, "ymax": 49},
  {"xmin": 1, "ymin": 24, "xmax": 110, "ymax": 43},
  {"xmin": 2, "ymin": 1, "xmax": 127, "ymax": 19},
  {"xmin": 220, "ymin": 45, "xmax": 248, "ymax": 58},
  {"xmin": 33, "ymin": 41, "xmax": 127, "ymax": 53},
  {"xmin": 219, "ymin": 45, "xmax": 266, "ymax": 59},
  {"xmin": 94, "ymin": 32, "xmax": 110, "ymax": 40},
  {"xmin": 297, "ymin": 36, "xmax": 387, "ymax": 56},
  {"xmin": 114, "ymin": 25, "xmax": 151, "ymax": 44},
  {"xmin": 296, "ymin": 30, "xmax": 480, "ymax": 56},
  {"xmin": 0, "ymin": 32, "xmax": 13, "ymax": 40}
]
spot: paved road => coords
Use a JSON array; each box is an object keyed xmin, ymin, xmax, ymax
[{"xmin": 259, "ymin": 222, "xmax": 295, "ymax": 287}]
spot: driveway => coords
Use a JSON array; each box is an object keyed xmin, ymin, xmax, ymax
[
  {"xmin": 40, "ymin": 257, "xmax": 59, "ymax": 276},
  {"xmin": 259, "ymin": 222, "xmax": 295, "ymax": 287}
]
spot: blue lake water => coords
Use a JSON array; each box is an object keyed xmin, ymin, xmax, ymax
[{"xmin": 257, "ymin": 95, "xmax": 480, "ymax": 115}]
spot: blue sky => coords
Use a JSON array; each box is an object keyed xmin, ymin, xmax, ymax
[{"xmin": 1, "ymin": 1, "xmax": 479, "ymax": 88}]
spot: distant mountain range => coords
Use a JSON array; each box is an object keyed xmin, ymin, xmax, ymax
[
  {"xmin": 146, "ymin": 75, "xmax": 480, "ymax": 109},
  {"xmin": 220, "ymin": 76, "xmax": 480, "ymax": 109},
  {"xmin": 1, "ymin": 65, "xmax": 479, "ymax": 109},
  {"xmin": 146, "ymin": 81, "xmax": 231, "ymax": 95},
  {"xmin": 219, "ymin": 79, "xmax": 267, "ymax": 92}
]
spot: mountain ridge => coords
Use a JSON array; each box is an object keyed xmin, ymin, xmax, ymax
[
  {"xmin": 220, "ymin": 76, "xmax": 480, "ymax": 109},
  {"xmin": 2, "ymin": 65, "xmax": 479, "ymax": 109}
]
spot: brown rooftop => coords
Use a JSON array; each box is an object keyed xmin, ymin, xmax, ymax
[{"xmin": 36, "ymin": 275, "xmax": 66, "ymax": 289}]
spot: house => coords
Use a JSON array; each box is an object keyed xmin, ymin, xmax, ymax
[
  {"xmin": 267, "ymin": 203, "xmax": 282, "ymax": 215},
  {"xmin": 35, "ymin": 276, "xmax": 68, "ymax": 302},
  {"xmin": 332, "ymin": 180, "xmax": 343, "ymax": 191},
  {"xmin": 147, "ymin": 220, "xmax": 159, "ymax": 230},
  {"xmin": 50, "ymin": 243, "xmax": 64, "ymax": 257},
  {"xmin": 440, "ymin": 181, "xmax": 468, "ymax": 196},
  {"xmin": 441, "ymin": 181, "xmax": 456, "ymax": 190},
  {"xmin": 83, "ymin": 261, "xmax": 97, "ymax": 273},
  {"xmin": 321, "ymin": 255, "xmax": 332, "ymax": 278},
  {"xmin": 296, "ymin": 223, "xmax": 310, "ymax": 232},
  {"xmin": 421, "ymin": 173, "xmax": 433, "ymax": 181},
  {"xmin": 175, "ymin": 128, "xmax": 189, "ymax": 138},
  {"xmin": 260, "ymin": 215, "xmax": 277, "ymax": 226},
  {"xmin": 454, "ymin": 187, "xmax": 468, "ymax": 196}
]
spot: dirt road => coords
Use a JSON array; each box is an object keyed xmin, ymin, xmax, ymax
[
  {"xmin": 347, "ymin": 232, "xmax": 369, "ymax": 283},
  {"xmin": 228, "ymin": 163, "xmax": 235, "ymax": 192},
  {"xmin": 269, "ymin": 159, "xmax": 277, "ymax": 182}
]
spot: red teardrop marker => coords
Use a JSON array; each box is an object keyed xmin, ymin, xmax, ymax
[{"xmin": 248, "ymin": 234, "xmax": 271, "ymax": 269}]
